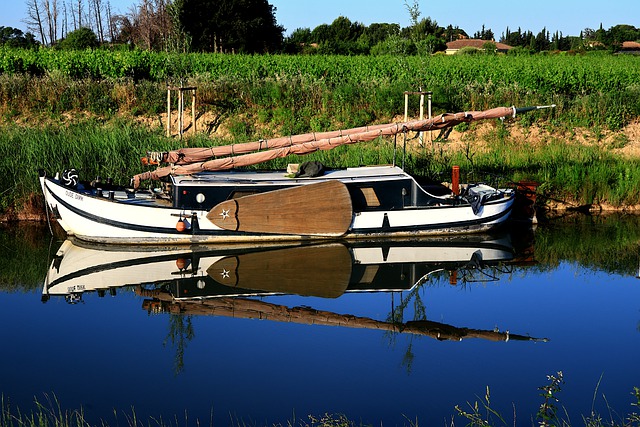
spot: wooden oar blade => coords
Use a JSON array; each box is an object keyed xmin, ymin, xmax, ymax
[
  {"xmin": 206, "ymin": 180, "xmax": 353, "ymax": 236},
  {"xmin": 206, "ymin": 244, "xmax": 352, "ymax": 298}
]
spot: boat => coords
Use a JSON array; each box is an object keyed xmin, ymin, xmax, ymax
[
  {"xmin": 38, "ymin": 105, "xmax": 552, "ymax": 244},
  {"xmin": 41, "ymin": 234, "xmax": 547, "ymax": 343}
]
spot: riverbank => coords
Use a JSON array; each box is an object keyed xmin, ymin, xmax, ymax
[
  {"xmin": 3, "ymin": 114, "xmax": 640, "ymax": 223},
  {"xmin": 1, "ymin": 51, "xmax": 639, "ymax": 219}
]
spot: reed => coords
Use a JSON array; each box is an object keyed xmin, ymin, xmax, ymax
[{"xmin": 3, "ymin": 116, "xmax": 640, "ymax": 214}]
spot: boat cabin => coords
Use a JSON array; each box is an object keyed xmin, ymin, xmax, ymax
[{"xmin": 170, "ymin": 166, "xmax": 451, "ymax": 212}]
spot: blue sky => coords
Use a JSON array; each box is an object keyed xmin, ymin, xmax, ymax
[{"xmin": 2, "ymin": 0, "xmax": 638, "ymax": 38}]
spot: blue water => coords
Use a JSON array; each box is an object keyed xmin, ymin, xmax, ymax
[{"xmin": 2, "ymin": 230, "xmax": 640, "ymax": 426}]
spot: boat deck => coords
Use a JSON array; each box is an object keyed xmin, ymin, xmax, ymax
[{"xmin": 171, "ymin": 165, "xmax": 408, "ymax": 187}]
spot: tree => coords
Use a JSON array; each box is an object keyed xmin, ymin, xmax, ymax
[
  {"xmin": 282, "ymin": 27, "xmax": 314, "ymax": 54},
  {"xmin": 361, "ymin": 23, "xmax": 400, "ymax": 47},
  {"xmin": 444, "ymin": 24, "xmax": 467, "ymax": 42},
  {"xmin": 404, "ymin": 0, "xmax": 421, "ymax": 27},
  {"xmin": 370, "ymin": 34, "xmax": 415, "ymax": 55},
  {"xmin": 311, "ymin": 16, "xmax": 367, "ymax": 55},
  {"xmin": 533, "ymin": 27, "xmax": 550, "ymax": 51},
  {"xmin": 416, "ymin": 34, "xmax": 446, "ymax": 55},
  {"xmin": 57, "ymin": 26, "xmax": 98, "ymax": 48},
  {"xmin": 0, "ymin": 26, "xmax": 39, "ymax": 48},
  {"xmin": 177, "ymin": 0, "xmax": 284, "ymax": 53},
  {"xmin": 24, "ymin": 0, "xmax": 56, "ymax": 44},
  {"xmin": 608, "ymin": 24, "xmax": 637, "ymax": 43},
  {"xmin": 474, "ymin": 24, "xmax": 494, "ymax": 41}
]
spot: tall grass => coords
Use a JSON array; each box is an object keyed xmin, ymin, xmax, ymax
[
  {"xmin": 439, "ymin": 129, "xmax": 640, "ymax": 207},
  {"xmin": 3, "ymin": 117, "xmax": 640, "ymax": 213}
]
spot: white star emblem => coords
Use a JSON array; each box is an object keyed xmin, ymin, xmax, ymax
[
  {"xmin": 220, "ymin": 269, "xmax": 230, "ymax": 279},
  {"xmin": 220, "ymin": 209, "xmax": 230, "ymax": 220}
]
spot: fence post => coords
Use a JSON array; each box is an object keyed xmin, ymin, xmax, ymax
[
  {"xmin": 166, "ymin": 86, "xmax": 171, "ymax": 137},
  {"xmin": 166, "ymin": 86, "xmax": 197, "ymax": 139}
]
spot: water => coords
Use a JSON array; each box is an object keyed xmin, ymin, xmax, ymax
[{"xmin": 1, "ymin": 216, "xmax": 640, "ymax": 426}]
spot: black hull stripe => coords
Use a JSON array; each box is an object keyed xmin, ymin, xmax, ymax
[{"xmin": 46, "ymin": 178, "xmax": 513, "ymax": 238}]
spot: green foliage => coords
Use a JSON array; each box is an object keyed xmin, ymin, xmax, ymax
[
  {"xmin": 455, "ymin": 372, "xmax": 640, "ymax": 427},
  {"xmin": 0, "ymin": 120, "xmax": 172, "ymax": 209},
  {"xmin": 455, "ymin": 386, "xmax": 507, "ymax": 426},
  {"xmin": 56, "ymin": 28, "xmax": 99, "ymax": 50},
  {"xmin": 0, "ymin": 27, "xmax": 38, "ymax": 49},
  {"xmin": 456, "ymin": 46, "xmax": 483, "ymax": 56},
  {"xmin": 370, "ymin": 35, "xmax": 415, "ymax": 55},
  {"xmin": 537, "ymin": 372, "xmax": 565, "ymax": 426}
]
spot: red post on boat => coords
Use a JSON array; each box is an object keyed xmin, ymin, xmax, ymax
[{"xmin": 452, "ymin": 166, "xmax": 460, "ymax": 195}]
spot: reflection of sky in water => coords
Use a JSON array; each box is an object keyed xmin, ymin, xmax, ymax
[{"xmin": 1, "ymin": 259, "xmax": 639, "ymax": 426}]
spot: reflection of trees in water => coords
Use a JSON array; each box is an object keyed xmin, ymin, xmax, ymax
[
  {"xmin": 164, "ymin": 314, "xmax": 195, "ymax": 374},
  {"xmin": 0, "ymin": 223, "xmax": 56, "ymax": 291},
  {"xmin": 534, "ymin": 213, "xmax": 640, "ymax": 276}
]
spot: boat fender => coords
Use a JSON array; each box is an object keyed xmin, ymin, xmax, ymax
[
  {"xmin": 62, "ymin": 169, "xmax": 79, "ymax": 188},
  {"xmin": 176, "ymin": 218, "xmax": 187, "ymax": 232}
]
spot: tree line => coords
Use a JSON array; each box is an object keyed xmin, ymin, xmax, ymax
[{"xmin": 2, "ymin": 0, "xmax": 639, "ymax": 54}]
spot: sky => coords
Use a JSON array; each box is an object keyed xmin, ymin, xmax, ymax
[{"xmin": 2, "ymin": 0, "xmax": 638, "ymax": 39}]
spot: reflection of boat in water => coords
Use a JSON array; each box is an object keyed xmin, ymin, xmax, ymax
[
  {"xmin": 42, "ymin": 232, "xmax": 546, "ymax": 342},
  {"xmin": 43, "ymin": 235, "xmax": 518, "ymax": 300}
]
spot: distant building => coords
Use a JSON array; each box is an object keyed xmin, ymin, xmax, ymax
[
  {"xmin": 445, "ymin": 39, "xmax": 513, "ymax": 55},
  {"xmin": 619, "ymin": 41, "xmax": 640, "ymax": 54}
]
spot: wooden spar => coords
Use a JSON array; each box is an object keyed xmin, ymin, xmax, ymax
[
  {"xmin": 206, "ymin": 180, "xmax": 353, "ymax": 236},
  {"xmin": 206, "ymin": 244, "xmax": 352, "ymax": 298},
  {"xmin": 140, "ymin": 291, "xmax": 548, "ymax": 343},
  {"xmin": 146, "ymin": 106, "xmax": 518, "ymax": 165},
  {"xmin": 133, "ymin": 104, "xmax": 556, "ymax": 185}
]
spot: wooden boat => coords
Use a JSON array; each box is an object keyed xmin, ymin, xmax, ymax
[
  {"xmin": 41, "ymin": 236, "xmax": 547, "ymax": 343},
  {"xmin": 38, "ymin": 105, "xmax": 552, "ymax": 244}
]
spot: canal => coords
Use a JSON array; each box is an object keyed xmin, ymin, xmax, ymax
[{"xmin": 1, "ymin": 214, "xmax": 639, "ymax": 426}]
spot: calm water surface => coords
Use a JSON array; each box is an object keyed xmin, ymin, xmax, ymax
[{"xmin": 1, "ymin": 216, "xmax": 640, "ymax": 426}]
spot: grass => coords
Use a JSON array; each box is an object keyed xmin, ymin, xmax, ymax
[
  {"xmin": 0, "ymin": 53, "xmax": 639, "ymax": 214},
  {"xmin": 455, "ymin": 373, "xmax": 640, "ymax": 427},
  {"xmin": 2, "ymin": 115, "xmax": 640, "ymax": 217},
  {"xmin": 3, "ymin": 378, "xmax": 640, "ymax": 427}
]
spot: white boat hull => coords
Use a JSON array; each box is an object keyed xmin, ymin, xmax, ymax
[{"xmin": 39, "ymin": 166, "xmax": 515, "ymax": 244}]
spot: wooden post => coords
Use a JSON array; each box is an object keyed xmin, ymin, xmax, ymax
[
  {"xmin": 418, "ymin": 91, "xmax": 424, "ymax": 146},
  {"xmin": 166, "ymin": 86, "xmax": 171, "ymax": 137},
  {"xmin": 403, "ymin": 92, "xmax": 409, "ymax": 122},
  {"xmin": 192, "ymin": 89, "xmax": 197, "ymax": 134},
  {"xmin": 427, "ymin": 91, "xmax": 433, "ymax": 145},
  {"xmin": 403, "ymin": 89, "xmax": 434, "ymax": 147},
  {"xmin": 166, "ymin": 86, "xmax": 197, "ymax": 139},
  {"xmin": 178, "ymin": 88, "xmax": 184, "ymax": 139}
]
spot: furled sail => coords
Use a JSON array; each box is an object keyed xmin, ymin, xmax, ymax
[{"xmin": 132, "ymin": 105, "xmax": 554, "ymax": 188}]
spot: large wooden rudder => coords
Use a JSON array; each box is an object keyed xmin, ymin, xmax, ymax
[{"xmin": 206, "ymin": 180, "xmax": 353, "ymax": 236}]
